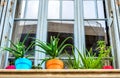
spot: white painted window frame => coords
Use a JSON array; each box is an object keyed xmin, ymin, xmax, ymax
[{"xmin": 0, "ymin": 0, "xmax": 120, "ymax": 68}]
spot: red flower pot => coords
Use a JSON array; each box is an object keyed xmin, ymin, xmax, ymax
[
  {"xmin": 5, "ymin": 65, "xmax": 16, "ymax": 69},
  {"xmin": 102, "ymin": 66, "xmax": 113, "ymax": 69}
]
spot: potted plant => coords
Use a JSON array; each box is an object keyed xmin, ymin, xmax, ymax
[
  {"xmin": 3, "ymin": 34, "xmax": 34, "ymax": 69},
  {"xmin": 5, "ymin": 60, "xmax": 16, "ymax": 69},
  {"xmin": 96, "ymin": 40, "xmax": 113, "ymax": 69},
  {"xmin": 5, "ymin": 62, "xmax": 16, "ymax": 69},
  {"xmin": 35, "ymin": 36, "xmax": 72, "ymax": 69},
  {"xmin": 66, "ymin": 47, "xmax": 103, "ymax": 69},
  {"xmin": 6, "ymin": 65, "xmax": 16, "ymax": 69}
]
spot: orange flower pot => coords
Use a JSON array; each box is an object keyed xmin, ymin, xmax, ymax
[{"xmin": 46, "ymin": 59, "xmax": 64, "ymax": 69}]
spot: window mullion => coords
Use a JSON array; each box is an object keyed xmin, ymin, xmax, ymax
[
  {"xmin": 0, "ymin": 0, "xmax": 8, "ymax": 44},
  {"xmin": 110, "ymin": 0, "xmax": 120, "ymax": 68},
  {"xmin": 35, "ymin": 0, "xmax": 48, "ymax": 68},
  {"xmin": 94, "ymin": 0, "xmax": 98, "ymax": 18},
  {"xmin": 4, "ymin": 0, "xmax": 17, "ymax": 68},
  {"xmin": 60, "ymin": 0, "xmax": 62, "ymax": 19},
  {"xmin": 104, "ymin": 0, "xmax": 116, "ymax": 68},
  {"xmin": 23, "ymin": 0, "xmax": 28, "ymax": 18},
  {"xmin": 0, "ymin": 0, "xmax": 17, "ymax": 68},
  {"xmin": 74, "ymin": 0, "xmax": 85, "ymax": 56}
]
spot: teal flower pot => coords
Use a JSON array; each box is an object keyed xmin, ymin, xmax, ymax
[{"xmin": 15, "ymin": 58, "xmax": 32, "ymax": 69}]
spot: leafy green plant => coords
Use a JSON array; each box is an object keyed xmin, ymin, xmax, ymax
[
  {"xmin": 34, "ymin": 36, "xmax": 72, "ymax": 69},
  {"xmin": 35, "ymin": 36, "xmax": 72, "ymax": 59},
  {"xmin": 96, "ymin": 40, "xmax": 111, "ymax": 57},
  {"xmin": 65, "ymin": 47, "xmax": 81, "ymax": 69},
  {"xmin": 96, "ymin": 40, "xmax": 113, "ymax": 67},
  {"xmin": 67, "ymin": 47, "xmax": 103, "ymax": 69},
  {"xmin": 3, "ymin": 34, "xmax": 34, "ymax": 60}
]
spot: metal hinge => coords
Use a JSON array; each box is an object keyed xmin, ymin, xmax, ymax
[
  {"xmin": 108, "ymin": 17, "xmax": 113, "ymax": 27},
  {"xmin": 0, "ymin": 1, "xmax": 7, "ymax": 6}
]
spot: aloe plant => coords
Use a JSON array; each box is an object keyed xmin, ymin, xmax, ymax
[
  {"xmin": 67, "ymin": 47, "xmax": 103, "ymax": 69},
  {"xmin": 35, "ymin": 36, "xmax": 72, "ymax": 59},
  {"xmin": 3, "ymin": 34, "xmax": 34, "ymax": 60}
]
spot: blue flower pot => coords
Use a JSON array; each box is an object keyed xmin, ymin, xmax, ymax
[{"xmin": 15, "ymin": 58, "xmax": 32, "ymax": 69}]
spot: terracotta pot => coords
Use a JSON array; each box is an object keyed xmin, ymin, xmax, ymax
[
  {"xmin": 46, "ymin": 59, "xmax": 64, "ymax": 69},
  {"xmin": 102, "ymin": 66, "xmax": 113, "ymax": 69},
  {"xmin": 6, "ymin": 65, "xmax": 16, "ymax": 69}
]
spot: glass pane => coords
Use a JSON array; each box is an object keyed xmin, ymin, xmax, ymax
[
  {"xmin": 84, "ymin": 20, "xmax": 108, "ymax": 53},
  {"xmin": 97, "ymin": 0, "xmax": 105, "ymax": 18},
  {"xmin": 83, "ymin": 0, "xmax": 105, "ymax": 19},
  {"xmin": 0, "ymin": 3, "xmax": 3, "ymax": 20},
  {"xmin": 10, "ymin": 21, "xmax": 37, "ymax": 57},
  {"xmin": 62, "ymin": 0, "xmax": 74, "ymax": 19},
  {"xmin": 15, "ymin": 0, "xmax": 39, "ymax": 19},
  {"xmin": 84, "ymin": 1, "xmax": 96, "ymax": 19},
  {"xmin": 47, "ymin": 21, "xmax": 74, "ymax": 55},
  {"xmin": 48, "ymin": 0, "xmax": 60, "ymax": 19}
]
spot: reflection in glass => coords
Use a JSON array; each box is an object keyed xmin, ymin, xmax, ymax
[
  {"xmin": 47, "ymin": 21, "xmax": 74, "ymax": 55},
  {"xmin": 83, "ymin": 0, "xmax": 105, "ymax": 19},
  {"xmin": 84, "ymin": 21, "xmax": 108, "ymax": 54},
  {"xmin": 11, "ymin": 21, "xmax": 37, "ymax": 57},
  {"xmin": 48, "ymin": 0, "xmax": 60, "ymax": 19},
  {"xmin": 62, "ymin": 0, "xmax": 74, "ymax": 19},
  {"xmin": 15, "ymin": 0, "xmax": 39, "ymax": 19},
  {"xmin": 48, "ymin": 0, "xmax": 74, "ymax": 19},
  {"xmin": 97, "ymin": 0, "xmax": 105, "ymax": 18}
]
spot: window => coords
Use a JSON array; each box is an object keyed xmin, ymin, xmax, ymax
[
  {"xmin": 7, "ymin": 0, "xmax": 39, "ymax": 66},
  {"xmin": 83, "ymin": 0, "xmax": 109, "ymax": 49},
  {"xmin": 83, "ymin": 0, "xmax": 112, "ymax": 66},
  {"xmin": 0, "ymin": 0, "xmax": 120, "ymax": 68},
  {"xmin": 47, "ymin": 0, "xmax": 74, "ymax": 55}
]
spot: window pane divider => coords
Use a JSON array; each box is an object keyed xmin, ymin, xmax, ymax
[
  {"xmin": 84, "ymin": 18, "xmax": 108, "ymax": 21},
  {"xmin": 14, "ymin": 18, "xmax": 38, "ymax": 21},
  {"xmin": 47, "ymin": 19, "xmax": 74, "ymax": 21},
  {"xmin": 47, "ymin": 18, "xmax": 108, "ymax": 21},
  {"xmin": 8, "ymin": 57, "xmax": 35, "ymax": 60},
  {"xmin": 14, "ymin": 18, "xmax": 108, "ymax": 21}
]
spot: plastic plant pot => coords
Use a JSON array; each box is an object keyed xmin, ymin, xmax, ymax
[
  {"xmin": 102, "ymin": 66, "xmax": 113, "ymax": 69},
  {"xmin": 5, "ymin": 65, "xmax": 16, "ymax": 69},
  {"xmin": 15, "ymin": 58, "xmax": 32, "ymax": 69}
]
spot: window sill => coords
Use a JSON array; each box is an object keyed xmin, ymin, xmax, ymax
[{"xmin": 0, "ymin": 69, "xmax": 120, "ymax": 78}]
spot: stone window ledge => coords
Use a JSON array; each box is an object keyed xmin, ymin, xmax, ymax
[{"xmin": 0, "ymin": 69, "xmax": 120, "ymax": 78}]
